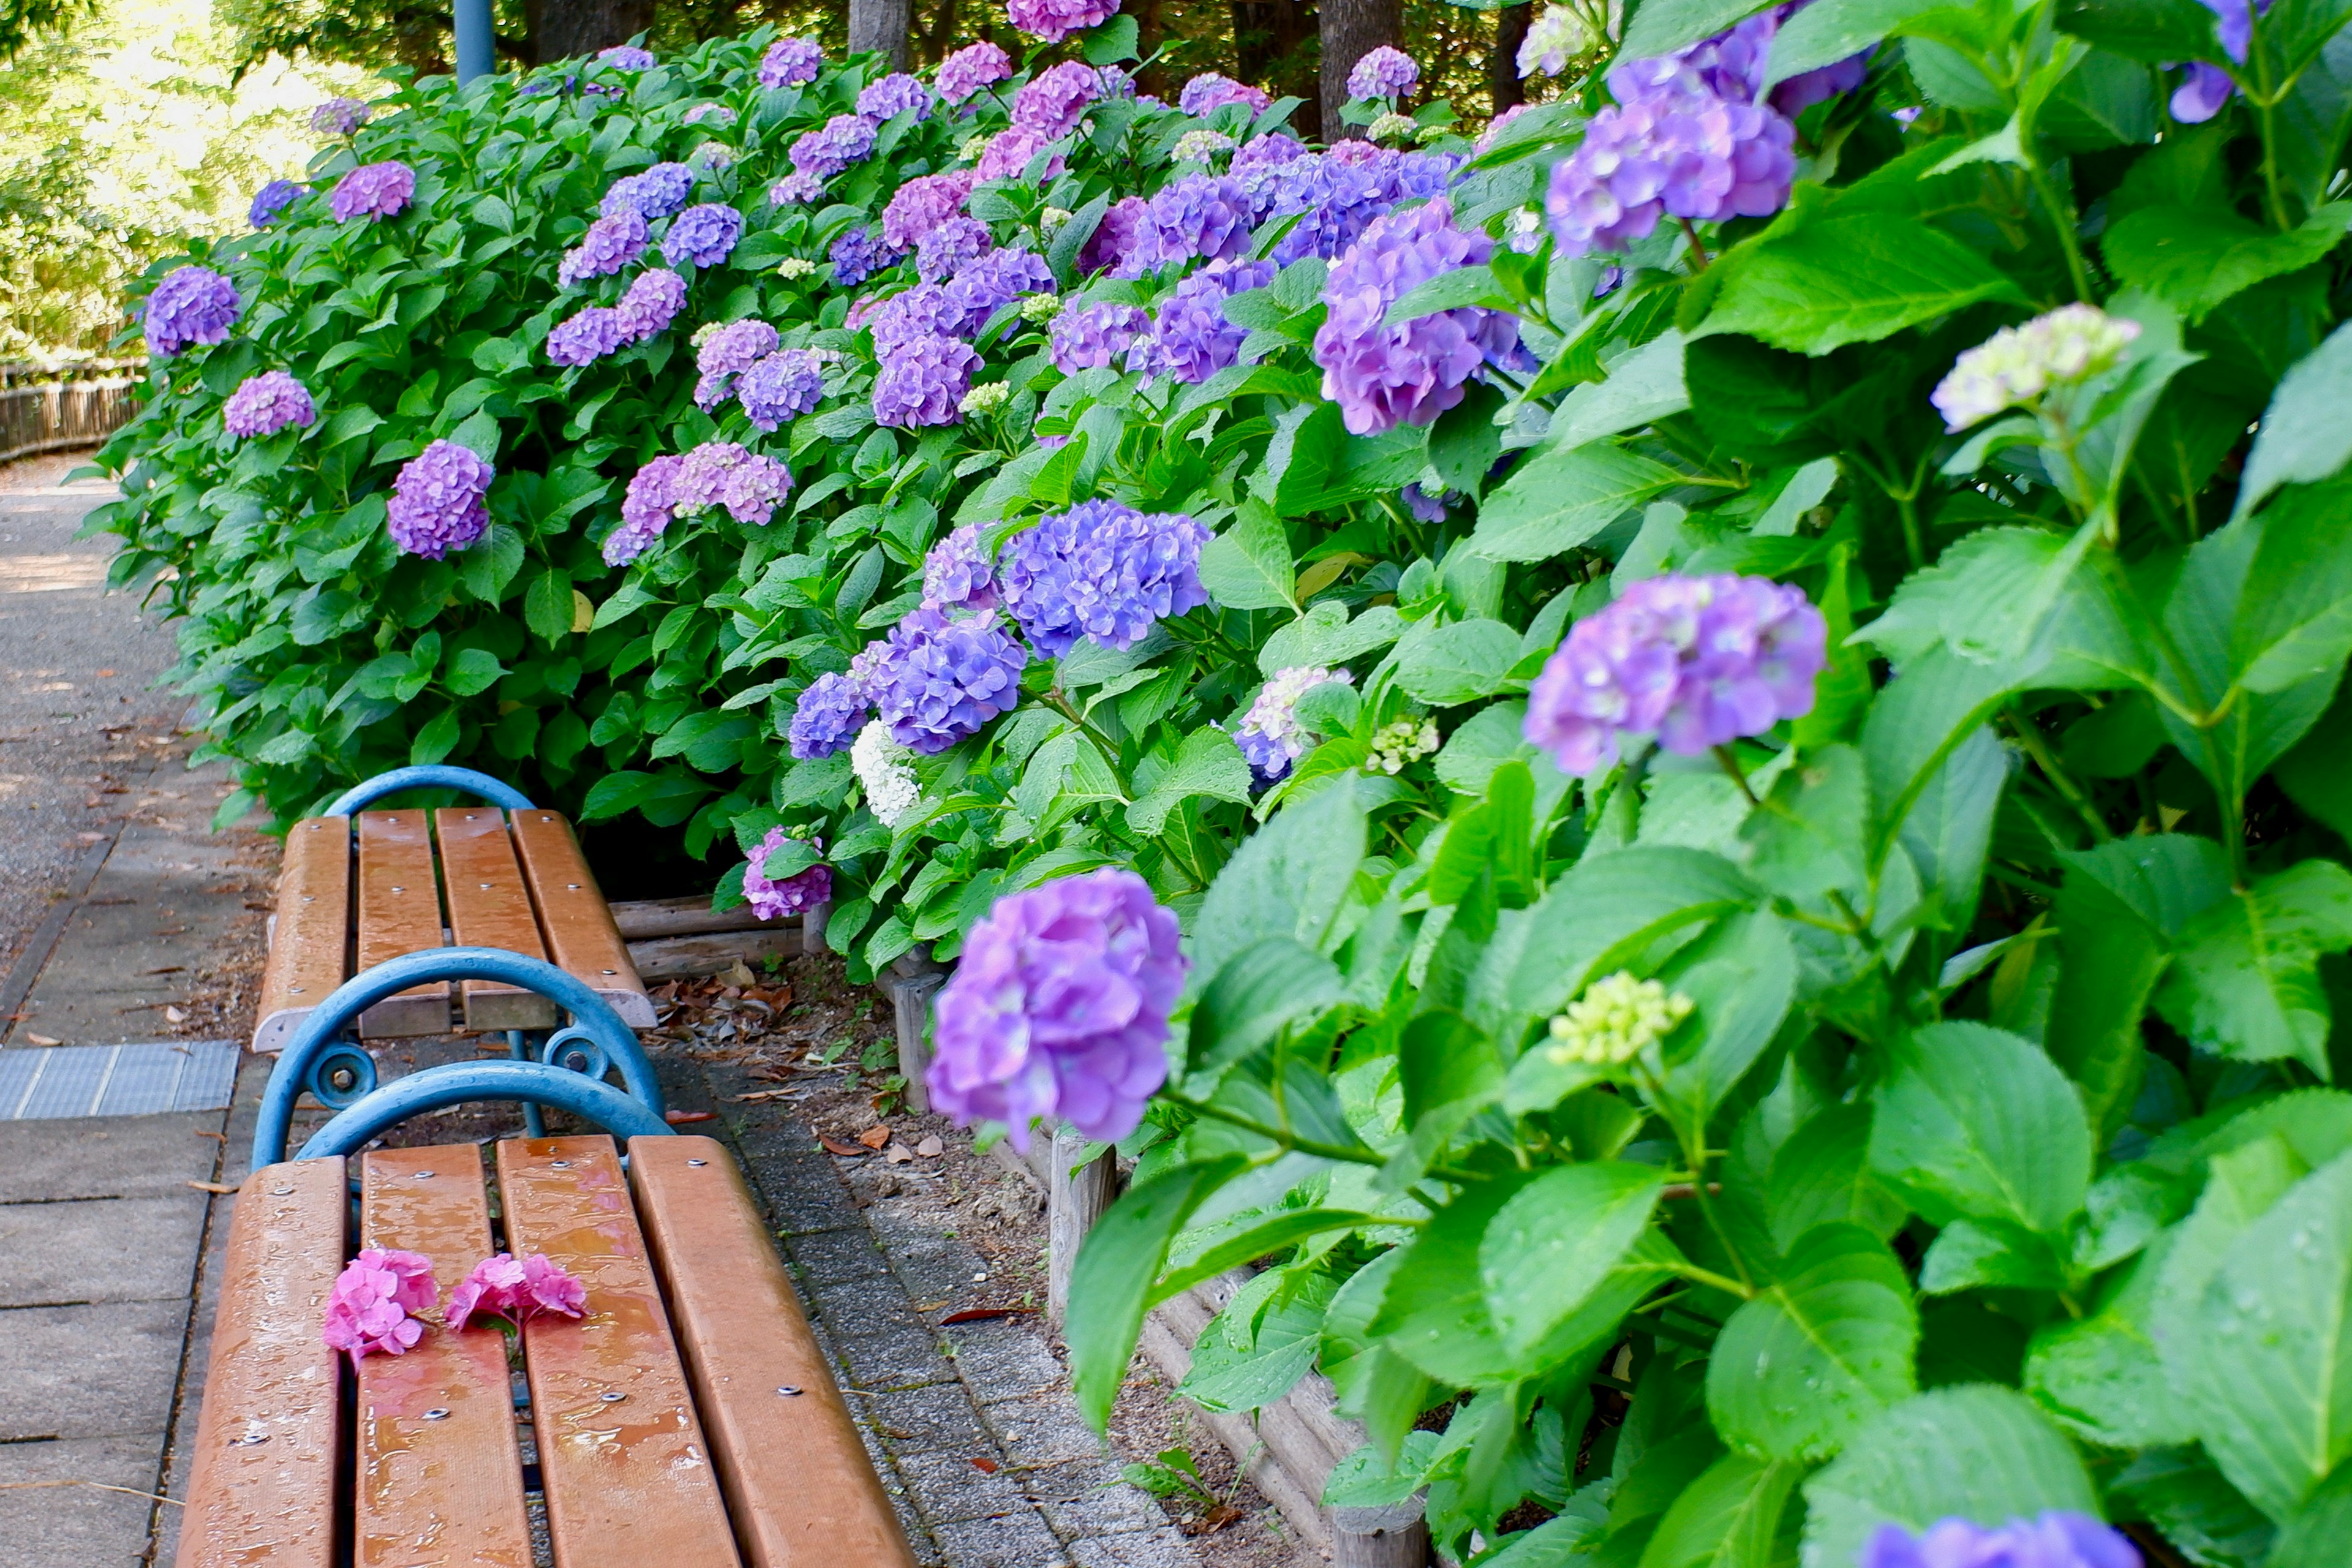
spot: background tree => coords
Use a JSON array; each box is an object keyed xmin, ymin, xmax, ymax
[
  {"xmin": 1488, "ymin": 0, "xmax": 1525, "ymax": 111},
  {"xmin": 1314, "ymin": 0, "xmax": 1396, "ymax": 135}
]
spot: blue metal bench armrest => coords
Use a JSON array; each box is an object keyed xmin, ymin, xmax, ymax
[
  {"xmin": 294, "ymin": 1060, "xmax": 673, "ymax": 1159},
  {"xmin": 322, "ymin": 764, "xmax": 533, "ymax": 818}
]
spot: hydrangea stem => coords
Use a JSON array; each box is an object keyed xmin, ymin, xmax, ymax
[{"xmin": 1676, "ymin": 217, "xmax": 1711, "ymax": 271}]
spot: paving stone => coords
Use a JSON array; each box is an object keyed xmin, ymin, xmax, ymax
[
  {"xmin": 834, "ymin": 1316, "xmax": 957, "ymax": 1389},
  {"xmin": 0, "ymin": 1300, "xmax": 188, "ymax": 1442},
  {"xmin": 931, "ymin": 1508, "xmax": 1074, "ymax": 1568},
  {"xmin": 983, "ymin": 1395, "xmax": 1117, "ymax": 1469},
  {"xmin": 895, "ymin": 1446, "xmax": 1038, "ymax": 1524},
  {"xmin": 0, "ymin": 1432, "xmax": 168, "ymax": 1568},
  {"xmin": 946, "ymin": 1319, "xmax": 1070, "ymax": 1403},
  {"xmin": 870, "ymin": 1218, "xmax": 993, "ymax": 1302},
  {"xmin": 0, "ymin": 1191, "xmax": 208, "ymax": 1307},
  {"xmin": 1066, "ymin": 1528, "xmax": 1205, "ymax": 1568},
  {"xmin": 786, "ymin": 1223, "xmax": 895, "ymax": 1286},
  {"xmin": 1027, "ymin": 1460, "xmax": 1172, "ymax": 1537},
  {"xmin": 0, "ymin": 1113, "xmax": 221, "ymax": 1202},
  {"xmin": 863, "ymin": 1384, "xmax": 993, "ymax": 1452}
]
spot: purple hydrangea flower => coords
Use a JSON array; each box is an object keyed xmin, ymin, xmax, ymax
[
  {"xmin": 1546, "ymin": 53, "xmax": 1798, "ymax": 255},
  {"xmin": 937, "ymin": 41, "xmax": 1013, "ymax": 104},
  {"xmin": 873, "ymin": 333, "xmax": 981, "ymax": 426},
  {"xmin": 221, "ymin": 371, "xmax": 316, "ymax": 439},
  {"xmin": 743, "ymin": 827, "xmax": 832, "ymax": 918},
  {"xmin": 386, "ymin": 440, "xmax": 494, "ymax": 560},
  {"xmin": 663, "ymin": 203, "xmax": 744, "ymax": 269},
  {"xmin": 759, "ymin": 36, "xmax": 823, "ymax": 88},
  {"xmin": 976, "ymin": 127, "xmax": 1066, "ymax": 183},
  {"xmin": 918, "ymin": 215, "xmax": 993, "ymax": 282},
  {"xmin": 1673, "ymin": 1, "xmax": 1874, "ymax": 115},
  {"xmin": 1524, "ymin": 572, "xmax": 1826, "ymax": 774},
  {"xmin": 1260, "ymin": 149, "xmax": 1401, "ymax": 262},
  {"xmin": 944, "ymin": 245, "xmax": 1052, "ymax": 333},
  {"xmin": 1014, "ymin": 60, "xmax": 1105, "ymax": 138},
  {"xmin": 693, "ymin": 318, "xmax": 782, "ymax": 409},
  {"xmin": 928, "ymin": 867, "xmax": 1185, "ymax": 1150},
  {"xmin": 1136, "ymin": 258, "xmax": 1274, "ymax": 383},
  {"xmin": 1078, "ymin": 195, "xmax": 1151, "ymax": 276},
  {"xmin": 790, "ymin": 671, "xmax": 871, "ymax": 759},
  {"xmin": 682, "ymin": 102, "xmax": 736, "ymax": 128},
  {"xmin": 1860, "ymin": 1512, "xmax": 2141, "ymax": 1568},
  {"xmin": 143, "ymin": 265, "xmax": 241, "ymax": 355},
  {"xmin": 858, "ymin": 72, "xmax": 931, "ymax": 123},
  {"xmin": 603, "ymin": 162, "xmax": 695, "ymax": 221},
  {"xmin": 1006, "ymin": 0, "xmax": 1121, "ymax": 43},
  {"xmin": 1402, "ymin": 482, "xmax": 1455, "ymax": 522},
  {"xmin": 597, "ymin": 45, "xmax": 655, "ymax": 70},
  {"xmin": 1347, "ymin": 45, "xmax": 1419, "ymax": 100},
  {"xmin": 867, "ymin": 608, "xmax": 1029, "ymax": 753},
  {"xmin": 831, "ymin": 224, "xmax": 902, "ymax": 287},
  {"xmin": 672, "ymin": 440, "xmax": 794, "ymax": 524},
  {"xmin": 548, "ymin": 306, "xmax": 625, "ymax": 366},
  {"xmin": 923, "ymin": 523, "xmax": 1000, "ymax": 612},
  {"xmin": 791, "ymin": 113, "xmax": 879, "ymax": 181},
  {"xmin": 865, "ymin": 283, "xmax": 965, "ymax": 349},
  {"xmin": 1180, "ymin": 72, "xmax": 1271, "ymax": 115},
  {"xmin": 330, "ymin": 161, "xmax": 415, "ymax": 222},
  {"xmin": 1050, "ymin": 302, "xmax": 1150, "ymax": 373},
  {"xmin": 1141, "ymin": 174, "xmax": 1254, "ymax": 268},
  {"xmin": 1235, "ymin": 666, "xmax": 1353, "ymax": 781},
  {"xmin": 884, "ymin": 170, "xmax": 978, "ymax": 251},
  {"xmin": 558, "ymin": 208, "xmax": 649, "ymax": 286},
  {"xmin": 737, "ymin": 350, "xmax": 827, "ymax": 430},
  {"xmin": 608, "ymin": 453, "xmax": 685, "ymax": 564},
  {"xmin": 1314, "ymin": 198, "xmax": 1518, "ymax": 434},
  {"xmin": 248, "ymin": 179, "xmax": 301, "ymax": 228},
  {"xmin": 614, "ymin": 268, "xmax": 686, "ymax": 342},
  {"xmin": 1000, "ymin": 500, "xmax": 1212, "ymax": 656},
  {"xmin": 2171, "ymin": 61, "xmax": 2237, "ymax": 121},
  {"xmin": 770, "ymin": 171, "xmax": 824, "ymax": 205},
  {"xmin": 310, "ymin": 97, "xmax": 372, "ymax": 136}
]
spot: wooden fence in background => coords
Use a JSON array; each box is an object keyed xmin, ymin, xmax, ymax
[{"xmin": 0, "ymin": 359, "xmax": 145, "ymax": 466}]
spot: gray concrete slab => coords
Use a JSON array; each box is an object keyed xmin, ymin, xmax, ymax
[
  {"xmin": 0, "ymin": 1191, "xmax": 209, "ymax": 1307},
  {"xmin": 0, "ymin": 1111, "xmax": 221, "ymax": 1201},
  {"xmin": 0, "ymin": 1299, "xmax": 189, "ymax": 1442},
  {"xmin": 0, "ymin": 1432, "xmax": 170, "ymax": 1568}
]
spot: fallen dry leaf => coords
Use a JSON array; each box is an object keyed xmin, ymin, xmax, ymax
[
  {"xmin": 883, "ymin": 1145, "xmax": 913, "ymax": 1164},
  {"xmin": 164, "ymin": 1006, "xmax": 187, "ymax": 1024},
  {"xmin": 818, "ymin": 1135, "xmax": 867, "ymax": 1158},
  {"xmin": 916, "ymin": 1136, "xmax": 944, "ymax": 1158},
  {"xmin": 940, "ymin": 1306, "xmax": 1037, "ymax": 1324},
  {"xmin": 24, "ymin": 1033, "xmax": 59, "ymax": 1046},
  {"xmin": 663, "ymin": 1109, "xmax": 716, "ymax": 1125},
  {"xmin": 187, "ymin": 1180, "xmax": 238, "ymax": 1195},
  {"xmin": 729, "ymin": 1089, "xmax": 801, "ymax": 1102},
  {"xmin": 1181, "ymin": 1505, "xmax": 1243, "ymax": 1536},
  {"xmin": 970, "ymin": 1457, "xmax": 1000, "ymax": 1475},
  {"xmin": 856, "ymin": 1125, "xmax": 891, "ymax": 1150}
]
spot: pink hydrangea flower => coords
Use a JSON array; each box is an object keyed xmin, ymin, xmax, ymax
[
  {"xmin": 445, "ymin": 1252, "xmax": 586, "ymax": 1330},
  {"xmin": 320, "ymin": 1248, "xmax": 436, "ymax": 1368}
]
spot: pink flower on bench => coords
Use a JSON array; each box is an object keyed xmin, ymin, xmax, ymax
[
  {"xmin": 447, "ymin": 1253, "xmax": 587, "ymax": 1331},
  {"xmin": 321, "ymin": 1248, "xmax": 436, "ymax": 1368}
]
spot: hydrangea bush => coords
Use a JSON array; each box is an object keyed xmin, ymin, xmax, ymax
[{"xmin": 97, "ymin": 2, "xmax": 2352, "ymax": 1560}]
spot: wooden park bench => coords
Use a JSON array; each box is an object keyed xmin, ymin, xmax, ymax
[{"xmin": 178, "ymin": 941, "xmax": 915, "ymax": 1565}]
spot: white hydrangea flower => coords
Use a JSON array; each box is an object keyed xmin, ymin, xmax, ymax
[
  {"xmin": 1173, "ymin": 128, "xmax": 1236, "ymax": 164},
  {"xmin": 689, "ymin": 140, "xmax": 734, "ymax": 170},
  {"xmin": 1546, "ymin": 971, "xmax": 1694, "ymax": 1067},
  {"xmin": 1039, "ymin": 206, "xmax": 1074, "ymax": 232},
  {"xmin": 682, "ymin": 102, "xmax": 736, "ymax": 126},
  {"xmin": 959, "ymin": 380, "xmax": 1011, "ymax": 415},
  {"xmin": 1018, "ymin": 292, "xmax": 1064, "ymax": 323},
  {"xmin": 1931, "ymin": 303, "xmax": 2141, "ymax": 431},
  {"xmin": 1518, "ymin": 3, "xmax": 1600, "ymax": 78},
  {"xmin": 775, "ymin": 257, "xmax": 819, "ymax": 279},
  {"xmin": 1368, "ymin": 112, "xmax": 1419, "ymax": 144},
  {"xmin": 1235, "ymin": 666, "xmax": 1353, "ymax": 780},
  {"xmin": 852, "ymin": 721, "xmax": 922, "ymax": 828}
]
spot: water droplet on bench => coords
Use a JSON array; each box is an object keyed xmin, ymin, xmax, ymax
[
  {"xmin": 687, "ymin": 1159, "xmax": 708, "ymax": 1167},
  {"xmin": 777, "ymin": 1386, "xmax": 802, "ymax": 1396},
  {"xmin": 423, "ymin": 1408, "xmax": 450, "ymax": 1421},
  {"xmin": 600, "ymin": 1391, "xmax": 627, "ymax": 1404}
]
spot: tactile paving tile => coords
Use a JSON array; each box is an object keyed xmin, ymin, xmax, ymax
[{"xmin": 0, "ymin": 1040, "xmax": 241, "ymax": 1119}]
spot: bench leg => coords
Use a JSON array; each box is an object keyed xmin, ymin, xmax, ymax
[{"xmin": 507, "ymin": 1028, "xmax": 548, "ymax": 1139}]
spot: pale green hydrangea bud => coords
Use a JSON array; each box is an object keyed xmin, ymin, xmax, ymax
[
  {"xmin": 690, "ymin": 140, "xmax": 734, "ymax": 171},
  {"xmin": 1018, "ymin": 292, "xmax": 1064, "ymax": 323},
  {"xmin": 1931, "ymin": 303, "xmax": 2141, "ymax": 432},
  {"xmin": 960, "ymin": 132, "xmax": 992, "ymax": 162},
  {"xmin": 1414, "ymin": 123, "xmax": 1452, "ymax": 145},
  {"xmin": 775, "ymin": 257, "xmax": 819, "ymax": 279},
  {"xmin": 1547, "ymin": 971, "xmax": 1693, "ymax": 1066},
  {"xmin": 1366, "ymin": 717, "xmax": 1439, "ymax": 775},
  {"xmin": 959, "ymin": 380, "xmax": 1011, "ymax": 416},
  {"xmin": 1040, "ymin": 206, "xmax": 1074, "ymax": 233},
  {"xmin": 1173, "ymin": 129, "xmax": 1236, "ymax": 163},
  {"xmin": 1368, "ymin": 112, "xmax": 1419, "ymax": 144},
  {"xmin": 690, "ymin": 321, "xmax": 724, "ymax": 349}
]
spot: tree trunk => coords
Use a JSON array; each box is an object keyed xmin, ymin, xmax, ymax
[
  {"xmin": 1317, "ymin": 0, "xmax": 1401, "ymax": 140},
  {"xmin": 849, "ymin": 0, "xmax": 913, "ymax": 69},
  {"xmin": 527, "ymin": 0, "xmax": 654, "ymax": 64},
  {"xmin": 1491, "ymin": 2, "xmax": 1531, "ymax": 115},
  {"xmin": 1232, "ymin": 0, "xmax": 1322, "ymax": 141}
]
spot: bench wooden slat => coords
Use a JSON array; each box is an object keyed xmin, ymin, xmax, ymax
[
  {"xmin": 252, "ymin": 816, "xmax": 351, "ymax": 1054},
  {"xmin": 496, "ymin": 1136, "xmax": 742, "ymax": 1568},
  {"xmin": 630, "ymin": 1137, "xmax": 919, "ymax": 1568},
  {"xmin": 356, "ymin": 811, "xmax": 450, "ymax": 1038},
  {"xmin": 434, "ymin": 809, "xmax": 562, "ymax": 1033},
  {"xmin": 357, "ymin": 1146, "xmax": 535, "ymax": 1568},
  {"xmin": 175, "ymin": 1157, "xmax": 347, "ymax": 1568},
  {"xmin": 510, "ymin": 812, "xmax": 657, "ymax": 1030}
]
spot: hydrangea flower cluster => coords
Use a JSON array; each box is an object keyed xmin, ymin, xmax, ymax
[
  {"xmin": 310, "ymin": 97, "xmax": 372, "ymax": 136},
  {"xmin": 1347, "ymin": 45, "xmax": 1419, "ymax": 101},
  {"xmin": 758, "ymin": 36, "xmax": 823, "ymax": 88},
  {"xmin": 1368, "ymin": 112, "xmax": 1419, "ymax": 143},
  {"xmin": 1134, "ymin": 258, "xmax": 1273, "ymax": 383},
  {"xmin": 938, "ymin": 40, "xmax": 1013, "ymax": 104},
  {"xmin": 859, "ymin": 72, "xmax": 932, "ymax": 122},
  {"xmin": 863, "ymin": 283, "xmax": 962, "ymax": 347},
  {"xmin": 1180, "ymin": 73, "xmax": 1270, "ymax": 115},
  {"xmin": 249, "ymin": 178, "xmax": 301, "ymax": 227},
  {"xmin": 1519, "ymin": 3, "xmax": 1600, "ymax": 76},
  {"xmin": 976, "ymin": 127, "xmax": 1065, "ymax": 183},
  {"xmin": 852, "ymin": 720, "xmax": 923, "ymax": 824},
  {"xmin": 884, "ymin": 170, "xmax": 978, "ymax": 250},
  {"xmin": 1314, "ymin": 198, "xmax": 1519, "ymax": 434},
  {"xmin": 770, "ymin": 171, "xmax": 824, "ymax": 204},
  {"xmin": 675, "ymin": 440, "xmax": 793, "ymax": 523},
  {"xmin": 1931, "ymin": 304, "xmax": 2142, "ymax": 431},
  {"xmin": 330, "ymin": 161, "xmax": 415, "ymax": 222},
  {"xmin": 864, "ymin": 608, "xmax": 1030, "ymax": 753},
  {"xmin": 614, "ymin": 267, "xmax": 687, "ymax": 340},
  {"xmin": 1079, "ymin": 195, "xmax": 1152, "ymax": 275},
  {"xmin": 744, "ymin": 827, "xmax": 832, "ymax": 919},
  {"xmin": 692, "ymin": 318, "xmax": 782, "ymax": 409},
  {"xmin": 1547, "ymin": 972, "xmax": 1694, "ymax": 1067},
  {"xmin": 603, "ymin": 163, "xmax": 695, "ymax": 221},
  {"xmin": 736, "ymin": 349, "xmax": 827, "ymax": 431},
  {"xmin": 922, "ymin": 522, "xmax": 1000, "ymax": 612},
  {"xmin": 597, "ymin": 45, "xmax": 655, "ymax": 70},
  {"xmin": 1174, "ymin": 129, "xmax": 1237, "ymax": 164},
  {"xmin": 1134, "ymin": 174, "xmax": 1254, "ymax": 271},
  {"xmin": 320, "ymin": 1248, "xmax": 435, "ymax": 1366},
  {"xmin": 1861, "ymin": 1513, "xmax": 2141, "ymax": 1568},
  {"xmin": 1546, "ymin": 57, "xmax": 1796, "ymax": 254},
  {"xmin": 918, "ymin": 214, "xmax": 993, "ymax": 282},
  {"xmin": 944, "ymin": 246, "xmax": 1052, "ymax": 332},
  {"xmin": 445, "ymin": 1252, "xmax": 588, "ymax": 1332},
  {"xmin": 999, "ymin": 500, "xmax": 1212, "ymax": 656},
  {"xmin": 548, "ymin": 308, "xmax": 624, "ymax": 366},
  {"xmin": 960, "ymin": 382, "xmax": 1010, "ymax": 416},
  {"xmin": 143, "ymin": 265, "xmax": 241, "ymax": 355},
  {"xmin": 1050, "ymin": 302, "xmax": 1150, "ymax": 373},
  {"xmin": 1013, "ymin": 60, "xmax": 1105, "ymax": 138},
  {"xmin": 831, "ymin": 223, "xmax": 902, "ymax": 285},
  {"xmin": 663, "ymin": 203, "xmax": 743, "ymax": 268},
  {"xmin": 1524, "ymin": 572, "xmax": 1827, "ymax": 774},
  {"xmin": 1259, "ymin": 145, "xmax": 1462, "ymax": 263},
  {"xmin": 1006, "ymin": 0, "xmax": 1121, "ymax": 42},
  {"xmin": 1235, "ymin": 666, "xmax": 1353, "ymax": 781},
  {"xmin": 928, "ymin": 868, "xmax": 1185, "ymax": 1151},
  {"xmin": 790, "ymin": 114, "xmax": 879, "ymax": 181},
  {"xmin": 221, "ymin": 372, "xmax": 316, "ymax": 439},
  {"xmin": 557, "ymin": 208, "xmax": 647, "ymax": 285},
  {"xmin": 388, "ymin": 440, "xmax": 494, "ymax": 560},
  {"xmin": 873, "ymin": 333, "xmax": 981, "ymax": 427},
  {"xmin": 791, "ymin": 673, "xmax": 871, "ymax": 760},
  {"xmin": 1367, "ymin": 716, "xmax": 1441, "ymax": 774}
]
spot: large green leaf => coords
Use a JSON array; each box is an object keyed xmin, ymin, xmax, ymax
[
  {"xmin": 1197, "ymin": 505, "xmax": 1294, "ymax": 610},
  {"xmin": 2103, "ymin": 202, "xmax": 2352, "ymax": 325},
  {"xmin": 1708, "ymin": 1224, "xmax": 1920, "ymax": 1463},
  {"xmin": 1185, "ymin": 937, "xmax": 1348, "ymax": 1076},
  {"xmin": 1621, "ymin": 0, "xmax": 1776, "ymax": 57},
  {"xmin": 1126, "ymin": 726, "xmax": 1254, "ymax": 835},
  {"xmin": 1801, "ymin": 1386, "xmax": 2101, "ymax": 1568},
  {"xmin": 1464, "ymin": 443, "xmax": 1683, "ymax": 563},
  {"xmin": 2231, "ymin": 475, "xmax": 2352, "ymax": 694},
  {"xmin": 2153, "ymin": 859, "xmax": 2352, "ymax": 1074},
  {"xmin": 1180, "ymin": 1271, "xmax": 1336, "ymax": 1414},
  {"xmin": 1868, "ymin": 1022, "xmax": 2093, "ymax": 1238},
  {"xmin": 2271, "ymin": 1465, "xmax": 2352, "ymax": 1568},
  {"xmin": 1657, "ymin": 910, "xmax": 1799, "ymax": 1124},
  {"xmin": 2023, "ymin": 1235, "xmax": 2198, "ymax": 1447},
  {"xmin": 1704, "ymin": 214, "xmax": 2030, "ymax": 355},
  {"xmin": 1762, "ymin": 0, "xmax": 1956, "ymax": 87},
  {"xmin": 1637, "ymin": 1453, "xmax": 1803, "ymax": 1568},
  {"xmin": 1395, "ymin": 617, "xmax": 1524, "ymax": 706},
  {"xmin": 1767, "ymin": 1104, "xmax": 1910, "ymax": 1254},
  {"xmin": 1192, "ymin": 775, "xmax": 1366, "ymax": 983},
  {"xmin": 1480, "ymin": 1162, "xmax": 1665, "ymax": 1354},
  {"xmin": 1068, "ymin": 1157, "xmax": 1248, "ymax": 1429}
]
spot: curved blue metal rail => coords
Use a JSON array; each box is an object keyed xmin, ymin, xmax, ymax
[
  {"xmin": 295, "ymin": 1061, "xmax": 673, "ymax": 1159},
  {"xmin": 254, "ymin": 947, "xmax": 663, "ymax": 1167},
  {"xmin": 323, "ymin": 764, "xmax": 533, "ymax": 818}
]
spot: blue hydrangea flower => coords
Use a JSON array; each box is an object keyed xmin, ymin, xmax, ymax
[
  {"xmin": 922, "ymin": 523, "xmax": 999, "ymax": 612},
  {"xmin": 999, "ymin": 500, "xmax": 1213, "ymax": 657},
  {"xmin": 1136, "ymin": 258, "xmax": 1273, "ymax": 383},
  {"xmin": 867, "ymin": 608, "xmax": 1029, "ymax": 753},
  {"xmin": 1141, "ymin": 174, "xmax": 1254, "ymax": 268},
  {"xmin": 1050, "ymin": 302, "xmax": 1150, "ymax": 374},
  {"xmin": 548, "ymin": 307, "xmax": 625, "ymax": 366},
  {"xmin": 143, "ymin": 265, "xmax": 241, "ymax": 355},
  {"xmin": 248, "ymin": 179, "xmax": 301, "ymax": 228},
  {"xmin": 759, "ymin": 36, "xmax": 823, "ymax": 88},
  {"xmin": 918, "ymin": 215, "xmax": 992, "ymax": 282},
  {"xmin": 831, "ymin": 224, "xmax": 900, "ymax": 286},
  {"xmin": 386, "ymin": 440, "xmax": 494, "ymax": 559},
  {"xmin": 604, "ymin": 163, "xmax": 695, "ymax": 221},
  {"xmin": 944, "ymin": 246, "xmax": 1053, "ymax": 333},
  {"xmin": 872, "ymin": 333, "xmax": 979, "ymax": 427},
  {"xmin": 558, "ymin": 209, "xmax": 648, "ymax": 286},
  {"xmin": 857, "ymin": 72, "xmax": 932, "ymax": 122},
  {"xmin": 790, "ymin": 671, "xmax": 872, "ymax": 759},
  {"xmin": 663, "ymin": 203, "xmax": 744, "ymax": 269},
  {"xmin": 737, "ymin": 350, "xmax": 828, "ymax": 431}
]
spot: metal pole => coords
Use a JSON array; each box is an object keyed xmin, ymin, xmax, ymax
[{"xmin": 454, "ymin": 0, "xmax": 492, "ymax": 82}]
